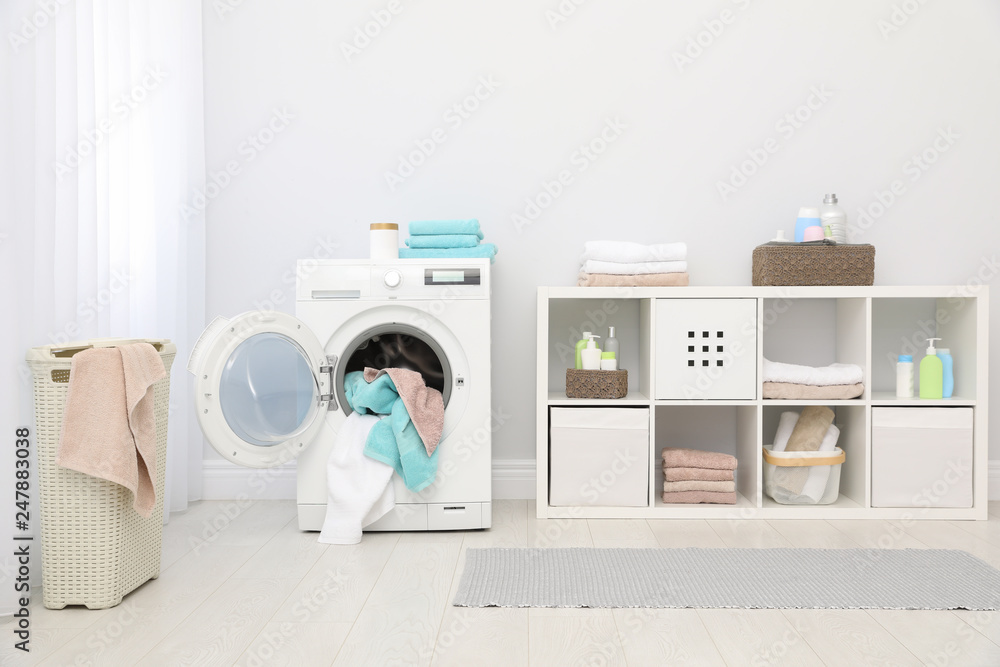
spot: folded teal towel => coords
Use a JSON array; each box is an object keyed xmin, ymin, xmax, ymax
[
  {"xmin": 399, "ymin": 243, "xmax": 498, "ymax": 263},
  {"xmin": 409, "ymin": 219, "xmax": 483, "ymax": 239},
  {"xmin": 344, "ymin": 371, "xmax": 438, "ymax": 492},
  {"xmin": 405, "ymin": 234, "xmax": 481, "ymax": 249}
]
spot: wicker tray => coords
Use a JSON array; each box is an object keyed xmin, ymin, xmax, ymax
[
  {"xmin": 752, "ymin": 242, "xmax": 875, "ymax": 286},
  {"xmin": 26, "ymin": 338, "xmax": 175, "ymax": 609},
  {"xmin": 565, "ymin": 369, "xmax": 628, "ymax": 399}
]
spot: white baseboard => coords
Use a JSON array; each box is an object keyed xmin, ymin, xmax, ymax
[
  {"xmin": 201, "ymin": 458, "xmax": 538, "ymax": 501},
  {"xmin": 990, "ymin": 460, "xmax": 1000, "ymax": 501}
]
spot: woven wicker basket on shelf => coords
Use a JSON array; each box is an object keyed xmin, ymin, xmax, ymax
[
  {"xmin": 26, "ymin": 338, "xmax": 175, "ymax": 610},
  {"xmin": 565, "ymin": 369, "xmax": 628, "ymax": 399},
  {"xmin": 752, "ymin": 243, "xmax": 875, "ymax": 286}
]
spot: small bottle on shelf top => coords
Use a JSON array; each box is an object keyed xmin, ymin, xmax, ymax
[{"xmin": 896, "ymin": 354, "xmax": 914, "ymax": 398}]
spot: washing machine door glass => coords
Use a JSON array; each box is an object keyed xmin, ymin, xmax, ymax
[{"xmin": 190, "ymin": 312, "xmax": 330, "ymax": 468}]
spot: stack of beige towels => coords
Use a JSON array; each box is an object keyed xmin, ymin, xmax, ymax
[
  {"xmin": 577, "ymin": 240, "xmax": 689, "ymax": 287},
  {"xmin": 661, "ymin": 447, "xmax": 737, "ymax": 504}
]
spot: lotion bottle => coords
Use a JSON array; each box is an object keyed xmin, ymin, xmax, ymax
[
  {"xmin": 896, "ymin": 355, "xmax": 914, "ymax": 398},
  {"xmin": 919, "ymin": 338, "xmax": 943, "ymax": 399},
  {"xmin": 581, "ymin": 335, "xmax": 602, "ymax": 370},
  {"xmin": 574, "ymin": 331, "xmax": 592, "ymax": 370},
  {"xmin": 604, "ymin": 326, "xmax": 620, "ymax": 361},
  {"xmin": 938, "ymin": 348, "xmax": 954, "ymax": 398}
]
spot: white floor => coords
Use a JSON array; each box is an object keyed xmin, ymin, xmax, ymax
[{"xmin": 3, "ymin": 500, "xmax": 1000, "ymax": 666}]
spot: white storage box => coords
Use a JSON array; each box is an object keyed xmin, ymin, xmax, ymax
[
  {"xmin": 872, "ymin": 407, "xmax": 973, "ymax": 508},
  {"xmin": 655, "ymin": 299, "xmax": 757, "ymax": 400},
  {"xmin": 762, "ymin": 445, "xmax": 845, "ymax": 505},
  {"xmin": 549, "ymin": 408, "xmax": 649, "ymax": 507}
]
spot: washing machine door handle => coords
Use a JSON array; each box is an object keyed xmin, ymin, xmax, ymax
[{"xmin": 318, "ymin": 354, "xmax": 338, "ymax": 411}]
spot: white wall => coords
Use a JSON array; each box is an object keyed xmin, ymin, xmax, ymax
[{"xmin": 201, "ymin": 1, "xmax": 1000, "ymax": 471}]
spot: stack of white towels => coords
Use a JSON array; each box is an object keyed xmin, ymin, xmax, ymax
[
  {"xmin": 762, "ymin": 358, "xmax": 864, "ymax": 400},
  {"xmin": 578, "ymin": 241, "xmax": 689, "ymax": 287}
]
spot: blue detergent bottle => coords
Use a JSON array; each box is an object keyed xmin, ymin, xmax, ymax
[{"xmin": 939, "ymin": 348, "xmax": 954, "ymax": 398}]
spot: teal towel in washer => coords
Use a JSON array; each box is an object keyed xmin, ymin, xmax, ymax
[
  {"xmin": 408, "ymin": 219, "xmax": 484, "ymax": 239},
  {"xmin": 405, "ymin": 234, "xmax": 482, "ymax": 249},
  {"xmin": 344, "ymin": 371, "xmax": 438, "ymax": 492},
  {"xmin": 399, "ymin": 243, "xmax": 498, "ymax": 263}
]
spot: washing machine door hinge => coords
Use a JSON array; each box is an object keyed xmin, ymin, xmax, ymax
[{"xmin": 319, "ymin": 354, "xmax": 338, "ymax": 411}]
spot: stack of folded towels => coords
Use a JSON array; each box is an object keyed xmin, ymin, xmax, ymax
[
  {"xmin": 577, "ymin": 240, "xmax": 689, "ymax": 287},
  {"xmin": 399, "ymin": 219, "xmax": 498, "ymax": 263},
  {"xmin": 762, "ymin": 358, "xmax": 864, "ymax": 400},
  {"xmin": 662, "ymin": 447, "xmax": 737, "ymax": 504}
]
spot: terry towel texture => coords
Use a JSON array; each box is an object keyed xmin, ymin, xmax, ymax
[
  {"xmin": 581, "ymin": 259, "xmax": 688, "ymax": 276},
  {"xmin": 662, "ymin": 447, "xmax": 737, "ymax": 471},
  {"xmin": 409, "ymin": 219, "xmax": 483, "ymax": 238},
  {"xmin": 319, "ymin": 412, "xmax": 395, "ymax": 545},
  {"xmin": 763, "ymin": 358, "xmax": 864, "ymax": 386},
  {"xmin": 399, "ymin": 244, "xmax": 497, "ymax": 263},
  {"xmin": 578, "ymin": 272, "xmax": 689, "ymax": 287},
  {"xmin": 663, "ymin": 480, "xmax": 736, "ymax": 493},
  {"xmin": 405, "ymin": 234, "xmax": 481, "ymax": 248},
  {"xmin": 363, "ymin": 367, "xmax": 443, "ymax": 456},
  {"xmin": 786, "ymin": 406, "xmax": 835, "ymax": 452},
  {"xmin": 763, "ymin": 382, "xmax": 865, "ymax": 400},
  {"xmin": 769, "ymin": 409, "xmax": 841, "ymax": 501},
  {"xmin": 662, "ymin": 466, "xmax": 734, "ymax": 482},
  {"xmin": 581, "ymin": 240, "xmax": 687, "ymax": 264},
  {"xmin": 57, "ymin": 343, "xmax": 166, "ymax": 518},
  {"xmin": 662, "ymin": 490, "xmax": 737, "ymax": 504},
  {"xmin": 344, "ymin": 369, "xmax": 443, "ymax": 492}
]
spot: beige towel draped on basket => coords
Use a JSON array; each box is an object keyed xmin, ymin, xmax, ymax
[{"xmin": 27, "ymin": 338, "xmax": 176, "ymax": 610}]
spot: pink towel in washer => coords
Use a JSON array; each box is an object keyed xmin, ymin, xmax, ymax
[{"xmin": 363, "ymin": 367, "xmax": 444, "ymax": 456}]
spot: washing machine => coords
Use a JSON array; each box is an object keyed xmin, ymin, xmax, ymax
[{"xmin": 187, "ymin": 258, "xmax": 492, "ymax": 531}]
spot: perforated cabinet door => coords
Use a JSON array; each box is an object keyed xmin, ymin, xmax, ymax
[{"xmin": 655, "ymin": 299, "xmax": 757, "ymax": 400}]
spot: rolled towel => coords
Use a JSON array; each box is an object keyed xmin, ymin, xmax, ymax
[
  {"xmin": 581, "ymin": 259, "xmax": 687, "ymax": 275},
  {"xmin": 662, "ymin": 490, "xmax": 737, "ymax": 505},
  {"xmin": 408, "ymin": 219, "xmax": 483, "ymax": 239},
  {"xmin": 662, "ymin": 466, "xmax": 733, "ymax": 482},
  {"xmin": 662, "ymin": 447, "xmax": 737, "ymax": 470},
  {"xmin": 786, "ymin": 406, "xmax": 835, "ymax": 452},
  {"xmin": 772, "ymin": 411, "xmax": 800, "ymax": 453},
  {"xmin": 763, "ymin": 382, "xmax": 864, "ymax": 400},
  {"xmin": 578, "ymin": 272, "xmax": 689, "ymax": 287},
  {"xmin": 663, "ymin": 480, "xmax": 736, "ymax": 493},
  {"xmin": 405, "ymin": 234, "xmax": 481, "ymax": 249},
  {"xmin": 399, "ymin": 244, "xmax": 497, "ymax": 263},
  {"xmin": 581, "ymin": 240, "xmax": 687, "ymax": 264},
  {"xmin": 762, "ymin": 358, "xmax": 863, "ymax": 387}
]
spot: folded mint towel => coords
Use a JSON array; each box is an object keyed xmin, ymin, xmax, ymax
[
  {"xmin": 399, "ymin": 243, "xmax": 498, "ymax": 263},
  {"xmin": 409, "ymin": 219, "xmax": 483, "ymax": 239},
  {"xmin": 344, "ymin": 371, "xmax": 438, "ymax": 493},
  {"xmin": 405, "ymin": 234, "xmax": 481, "ymax": 249}
]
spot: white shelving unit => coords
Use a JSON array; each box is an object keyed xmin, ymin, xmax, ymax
[{"xmin": 536, "ymin": 286, "xmax": 989, "ymax": 520}]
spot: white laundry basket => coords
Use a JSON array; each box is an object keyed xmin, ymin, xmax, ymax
[
  {"xmin": 26, "ymin": 338, "xmax": 175, "ymax": 609},
  {"xmin": 762, "ymin": 445, "xmax": 845, "ymax": 505}
]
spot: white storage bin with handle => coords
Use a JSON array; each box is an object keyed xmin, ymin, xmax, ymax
[
  {"xmin": 762, "ymin": 445, "xmax": 845, "ymax": 505},
  {"xmin": 26, "ymin": 338, "xmax": 175, "ymax": 609},
  {"xmin": 549, "ymin": 407, "xmax": 649, "ymax": 507}
]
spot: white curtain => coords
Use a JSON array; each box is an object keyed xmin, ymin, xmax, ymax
[{"xmin": 0, "ymin": 0, "xmax": 206, "ymax": 610}]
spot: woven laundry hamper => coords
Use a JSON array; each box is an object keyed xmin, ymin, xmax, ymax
[{"xmin": 26, "ymin": 338, "xmax": 175, "ymax": 610}]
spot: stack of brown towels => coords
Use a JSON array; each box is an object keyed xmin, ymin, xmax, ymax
[{"xmin": 662, "ymin": 447, "xmax": 737, "ymax": 504}]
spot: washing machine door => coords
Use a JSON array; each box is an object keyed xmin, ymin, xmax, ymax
[{"xmin": 189, "ymin": 311, "xmax": 332, "ymax": 468}]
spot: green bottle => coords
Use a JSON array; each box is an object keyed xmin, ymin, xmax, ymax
[
  {"xmin": 919, "ymin": 337, "xmax": 943, "ymax": 399},
  {"xmin": 574, "ymin": 331, "xmax": 593, "ymax": 370}
]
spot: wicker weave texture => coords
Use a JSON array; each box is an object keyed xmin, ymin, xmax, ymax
[
  {"xmin": 565, "ymin": 369, "xmax": 629, "ymax": 399},
  {"xmin": 28, "ymin": 342, "xmax": 175, "ymax": 610},
  {"xmin": 752, "ymin": 244, "xmax": 875, "ymax": 286}
]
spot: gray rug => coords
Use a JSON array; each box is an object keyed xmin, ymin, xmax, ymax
[{"xmin": 453, "ymin": 548, "xmax": 1000, "ymax": 610}]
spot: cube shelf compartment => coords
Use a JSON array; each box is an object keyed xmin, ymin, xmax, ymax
[{"xmin": 536, "ymin": 286, "xmax": 988, "ymax": 521}]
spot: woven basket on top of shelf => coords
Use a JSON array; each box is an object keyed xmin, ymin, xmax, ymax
[
  {"xmin": 26, "ymin": 338, "xmax": 176, "ymax": 610},
  {"xmin": 752, "ymin": 243, "xmax": 875, "ymax": 286}
]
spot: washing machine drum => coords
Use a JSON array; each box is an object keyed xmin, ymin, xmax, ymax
[{"xmin": 337, "ymin": 324, "xmax": 452, "ymax": 415}]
